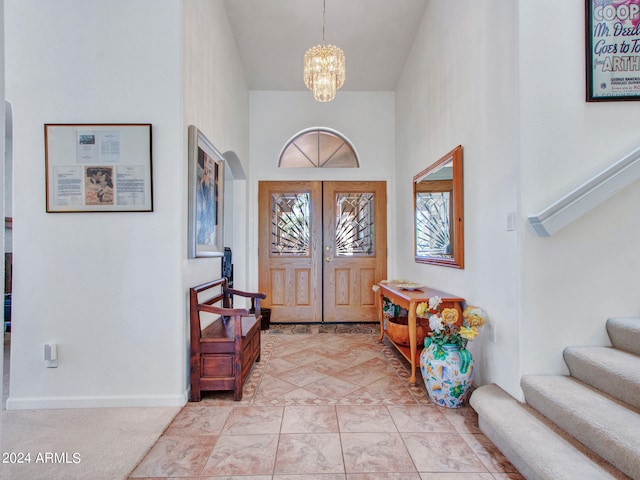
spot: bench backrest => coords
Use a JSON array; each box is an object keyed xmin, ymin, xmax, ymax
[{"xmin": 190, "ymin": 278, "xmax": 230, "ymax": 312}]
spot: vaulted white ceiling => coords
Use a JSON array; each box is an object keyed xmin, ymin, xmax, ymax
[{"xmin": 222, "ymin": 0, "xmax": 429, "ymax": 92}]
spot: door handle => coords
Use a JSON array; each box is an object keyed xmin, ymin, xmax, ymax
[{"xmin": 325, "ymin": 256, "xmax": 331, "ymax": 262}]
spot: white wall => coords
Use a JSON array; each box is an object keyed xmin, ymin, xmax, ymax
[
  {"xmin": 7, "ymin": 0, "xmax": 638, "ymax": 410},
  {"xmin": 1, "ymin": 0, "xmax": 5, "ymax": 436},
  {"xmin": 247, "ymin": 91, "xmax": 397, "ymax": 291},
  {"xmin": 5, "ymin": 0, "xmax": 184, "ymax": 408},
  {"xmin": 4, "ymin": 101, "xmax": 12, "ymax": 252},
  {"xmin": 397, "ymin": 0, "xmax": 640, "ymax": 400},
  {"xmin": 395, "ymin": 0, "xmax": 521, "ymax": 396},
  {"xmin": 182, "ymin": 0, "xmax": 250, "ymax": 302},
  {"xmin": 518, "ymin": 1, "xmax": 640, "ymax": 376},
  {"xmin": 181, "ymin": 0, "xmax": 250, "ymax": 390}
]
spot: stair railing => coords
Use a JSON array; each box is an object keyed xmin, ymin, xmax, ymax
[{"xmin": 528, "ymin": 144, "xmax": 640, "ymax": 236}]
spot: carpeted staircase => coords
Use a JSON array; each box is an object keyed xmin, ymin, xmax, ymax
[{"xmin": 470, "ymin": 317, "xmax": 640, "ymax": 480}]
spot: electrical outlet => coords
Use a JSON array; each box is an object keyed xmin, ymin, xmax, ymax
[
  {"xmin": 44, "ymin": 343, "xmax": 58, "ymax": 368},
  {"xmin": 490, "ymin": 323, "xmax": 497, "ymax": 343},
  {"xmin": 506, "ymin": 211, "xmax": 516, "ymax": 231}
]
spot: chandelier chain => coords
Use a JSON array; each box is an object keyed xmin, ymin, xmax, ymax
[{"xmin": 322, "ymin": 0, "xmax": 326, "ymax": 44}]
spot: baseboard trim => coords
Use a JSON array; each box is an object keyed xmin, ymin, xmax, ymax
[{"xmin": 5, "ymin": 391, "xmax": 189, "ymax": 410}]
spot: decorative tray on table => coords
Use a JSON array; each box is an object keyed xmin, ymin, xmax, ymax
[{"xmin": 395, "ymin": 282, "xmax": 425, "ymax": 291}]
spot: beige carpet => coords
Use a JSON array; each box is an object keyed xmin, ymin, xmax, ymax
[
  {"xmin": 1, "ymin": 334, "xmax": 179, "ymax": 480},
  {"xmin": 0, "ymin": 407, "xmax": 179, "ymax": 480}
]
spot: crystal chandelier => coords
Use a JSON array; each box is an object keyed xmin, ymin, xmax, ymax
[{"xmin": 303, "ymin": 0, "xmax": 345, "ymax": 102}]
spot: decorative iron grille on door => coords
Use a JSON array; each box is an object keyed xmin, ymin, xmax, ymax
[
  {"xmin": 334, "ymin": 193, "xmax": 374, "ymax": 256},
  {"xmin": 270, "ymin": 193, "xmax": 311, "ymax": 256}
]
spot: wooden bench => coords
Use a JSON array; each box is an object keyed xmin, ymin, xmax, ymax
[{"xmin": 189, "ymin": 278, "xmax": 266, "ymax": 401}]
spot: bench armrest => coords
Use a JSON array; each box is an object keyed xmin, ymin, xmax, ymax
[
  {"xmin": 224, "ymin": 288, "xmax": 267, "ymax": 314},
  {"xmin": 198, "ymin": 304, "xmax": 250, "ymax": 317},
  {"xmin": 225, "ymin": 287, "xmax": 267, "ymax": 300}
]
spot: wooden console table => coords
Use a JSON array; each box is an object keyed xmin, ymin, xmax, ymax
[{"xmin": 376, "ymin": 282, "xmax": 464, "ymax": 385}]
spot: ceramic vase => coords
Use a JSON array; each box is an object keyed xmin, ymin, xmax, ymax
[{"xmin": 419, "ymin": 338, "xmax": 474, "ymax": 408}]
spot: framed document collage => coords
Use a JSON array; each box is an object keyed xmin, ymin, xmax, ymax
[{"xmin": 45, "ymin": 123, "xmax": 153, "ymax": 212}]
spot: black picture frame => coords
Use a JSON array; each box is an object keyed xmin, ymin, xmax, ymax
[{"xmin": 585, "ymin": 0, "xmax": 640, "ymax": 101}]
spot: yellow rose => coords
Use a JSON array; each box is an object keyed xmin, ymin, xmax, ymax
[
  {"xmin": 466, "ymin": 314, "xmax": 485, "ymax": 327},
  {"xmin": 459, "ymin": 326, "xmax": 478, "ymax": 340},
  {"xmin": 441, "ymin": 308, "xmax": 459, "ymax": 325},
  {"xmin": 416, "ymin": 302, "xmax": 428, "ymax": 318},
  {"xmin": 463, "ymin": 307, "xmax": 486, "ymax": 327}
]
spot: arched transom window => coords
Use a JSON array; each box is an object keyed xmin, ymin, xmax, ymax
[{"xmin": 278, "ymin": 128, "xmax": 359, "ymax": 168}]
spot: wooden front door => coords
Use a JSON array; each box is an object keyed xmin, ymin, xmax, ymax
[
  {"xmin": 258, "ymin": 181, "xmax": 323, "ymax": 323},
  {"xmin": 258, "ymin": 181, "xmax": 387, "ymax": 323}
]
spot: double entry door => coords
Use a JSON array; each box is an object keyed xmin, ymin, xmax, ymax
[{"xmin": 258, "ymin": 181, "xmax": 387, "ymax": 323}]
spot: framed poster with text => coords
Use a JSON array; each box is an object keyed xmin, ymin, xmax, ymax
[
  {"xmin": 45, "ymin": 124, "xmax": 153, "ymax": 212},
  {"xmin": 586, "ymin": 0, "xmax": 640, "ymax": 101}
]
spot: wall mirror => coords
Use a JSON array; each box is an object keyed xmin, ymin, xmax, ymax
[{"xmin": 413, "ymin": 145, "xmax": 464, "ymax": 268}]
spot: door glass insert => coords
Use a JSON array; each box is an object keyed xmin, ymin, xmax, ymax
[
  {"xmin": 416, "ymin": 192, "xmax": 451, "ymax": 257},
  {"xmin": 335, "ymin": 193, "xmax": 374, "ymax": 256},
  {"xmin": 271, "ymin": 193, "xmax": 311, "ymax": 256}
]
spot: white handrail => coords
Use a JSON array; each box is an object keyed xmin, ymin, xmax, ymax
[{"xmin": 528, "ymin": 145, "xmax": 640, "ymax": 237}]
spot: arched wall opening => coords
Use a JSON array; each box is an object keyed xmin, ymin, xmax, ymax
[{"xmin": 222, "ymin": 150, "xmax": 248, "ymax": 293}]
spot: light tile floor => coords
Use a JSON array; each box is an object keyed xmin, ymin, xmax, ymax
[{"xmin": 129, "ymin": 326, "xmax": 524, "ymax": 479}]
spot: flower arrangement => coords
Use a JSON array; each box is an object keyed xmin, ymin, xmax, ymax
[{"xmin": 416, "ymin": 296, "xmax": 486, "ymax": 350}]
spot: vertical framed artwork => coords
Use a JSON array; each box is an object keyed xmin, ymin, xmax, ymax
[
  {"xmin": 188, "ymin": 125, "xmax": 224, "ymax": 258},
  {"xmin": 586, "ymin": 0, "xmax": 640, "ymax": 101},
  {"xmin": 45, "ymin": 123, "xmax": 153, "ymax": 212}
]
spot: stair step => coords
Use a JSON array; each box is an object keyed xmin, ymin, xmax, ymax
[
  {"xmin": 522, "ymin": 374, "xmax": 640, "ymax": 479},
  {"xmin": 469, "ymin": 384, "xmax": 628, "ymax": 480},
  {"xmin": 607, "ymin": 317, "xmax": 640, "ymax": 356},
  {"xmin": 563, "ymin": 346, "xmax": 640, "ymax": 410}
]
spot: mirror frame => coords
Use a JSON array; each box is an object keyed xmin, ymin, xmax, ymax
[{"xmin": 413, "ymin": 145, "xmax": 464, "ymax": 268}]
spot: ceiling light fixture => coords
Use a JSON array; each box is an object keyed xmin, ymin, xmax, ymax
[{"xmin": 303, "ymin": 0, "xmax": 345, "ymax": 102}]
